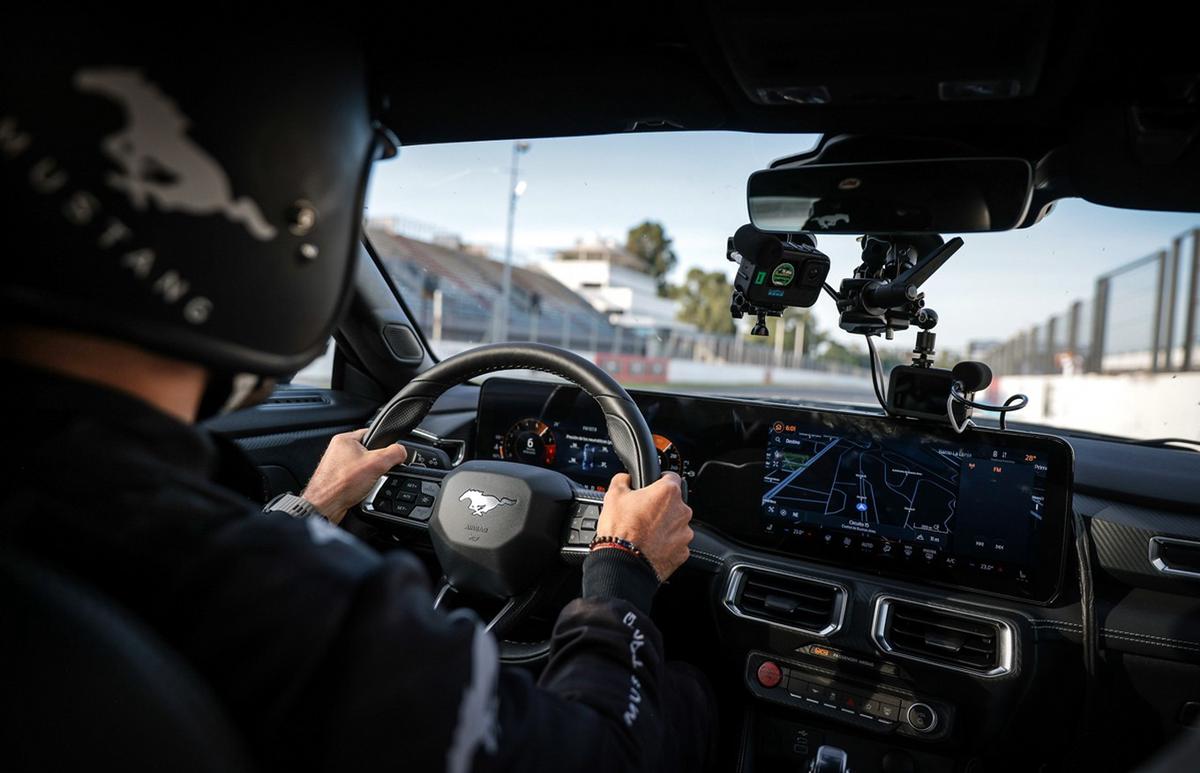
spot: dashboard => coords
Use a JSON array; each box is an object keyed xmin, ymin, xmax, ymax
[{"xmin": 476, "ymin": 378, "xmax": 1073, "ymax": 604}]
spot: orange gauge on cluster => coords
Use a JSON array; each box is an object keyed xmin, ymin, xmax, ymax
[
  {"xmin": 502, "ymin": 418, "xmax": 558, "ymax": 467},
  {"xmin": 653, "ymin": 434, "xmax": 683, "ymax": 475}
]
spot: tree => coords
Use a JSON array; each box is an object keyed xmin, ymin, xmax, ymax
[
  {"xmin": 673, "ymin": 268, "xmax": 735, "ymax": 334},
  {"xmin": 817, "ymin": 339, "xmax": 866, "ymax": 368},
  {"xmin": 626, "ymin": 220, "xmax": 677, "ymax": 296}
]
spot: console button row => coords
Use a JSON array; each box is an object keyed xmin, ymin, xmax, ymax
[
  {"xmin": 744, "ymin": 652, "xmax": 948, "ymax": 737},
  {"xmin": 566, "ymin": 501, "xmax": 601, "ymax": 546},
  {"xmin": 786, "ymin": 677, "xmax": 901, "ymax": 724},
  {"xmin": 370, "ymin": 475, "xmax": 441, "ymax": 522}
]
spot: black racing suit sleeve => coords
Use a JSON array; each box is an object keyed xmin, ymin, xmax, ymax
[{"xmin": 247, "ymin": 526, "xmax": 706, "ymax": 772}]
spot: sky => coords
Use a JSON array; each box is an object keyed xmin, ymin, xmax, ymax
[{"xmin": 365, "ymin": 132, "xmax": 1199, "ymax": 352}]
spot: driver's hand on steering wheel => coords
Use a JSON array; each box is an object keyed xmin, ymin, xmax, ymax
[
  {"xmin": 302, "ymin": 429, "xmax": 409, "ymax": 525},
  {"xmin": 596, "ymin": 472, "xmax": 693, "ymax": 581}
]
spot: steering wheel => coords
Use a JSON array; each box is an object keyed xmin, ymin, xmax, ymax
[{"xmin": 362, "ymin": 343, "xmax": 661, "ymax": 661}]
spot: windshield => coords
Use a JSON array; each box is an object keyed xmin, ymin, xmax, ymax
[{"xmin": 362, "ymin": 132, "xmax": 1200, "ymax": 443}]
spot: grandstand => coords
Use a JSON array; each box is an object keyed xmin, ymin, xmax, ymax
[{"xmin": 366, "ymin": 225, "xmax": 634, "ymax": 352}]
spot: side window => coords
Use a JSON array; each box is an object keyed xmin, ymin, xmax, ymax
[{"xmin": 290, "ymin": 339, "xmax": 335, "ymax": 388}]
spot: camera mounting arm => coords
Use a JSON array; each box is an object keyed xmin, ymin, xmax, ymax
[
  {"xmin": 877, "ymin": 236, "xmax": 963, "ymax": 301},
  {"xmin": 837, "ymin": 236, "xmax": 963, "ymax": 337}
]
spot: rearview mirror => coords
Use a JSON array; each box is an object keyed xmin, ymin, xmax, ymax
[{"xmin": 747, "ymin": 157, "xmax": 1034, "ymax": 234}]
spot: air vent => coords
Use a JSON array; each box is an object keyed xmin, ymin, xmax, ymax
[
  {"xmin": 262, "ymin": 391, "xmax": 329, "ymax": 408},
  {"xmin": 872, "ymin": 597, "xmax": 1015, "ymax": 677},
  {"xmin": 724, "ymin": 564, "xmax": 846, "ymax": 636}
]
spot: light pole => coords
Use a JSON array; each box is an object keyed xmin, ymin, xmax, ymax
[
  {"xmin": 792, "ymin": 316, "xmax": 806, "ymax": 368},
  {"xmin": 492, "ymin": 140, "xmax": 531, "ymax": 342}
]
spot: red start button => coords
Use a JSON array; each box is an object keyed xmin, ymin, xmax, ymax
[{"xmin": 756, "ymin": 661, "xmax": 783, "ymax": 688}]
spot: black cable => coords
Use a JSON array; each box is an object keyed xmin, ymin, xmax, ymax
[
  {"xmin": 949, "ymin": 384, "xmax": 1029, "ymax": 414},
  {"xmin": 819, "ymin": 280, "xmax": 886, "ymax": 412},
  {"xmin": 999, "ymin": 394, "xmax": 1025, "ymax": 431},
  {"xmin": 946, "ymin": 385, "xmax": 1028, "ymax": 434},
  {"xmin": 821, "ymin": 281, "xmax": 887, "ymax": 413},
  {"xmin": 864, "ymin": 335, "xmax": 888, "ymax": 412},
  {"xmin": 949, "ymin": 383, "xmax": 1028, "ymax": 432}
]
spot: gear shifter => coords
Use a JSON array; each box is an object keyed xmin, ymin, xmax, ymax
[{"xmin": 809, "ymin": 744, "xmax": 850, "ymax": 773}]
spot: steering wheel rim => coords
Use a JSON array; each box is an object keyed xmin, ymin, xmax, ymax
[
  {"xmin": 362, "ymin": 343, "xmax": 661, "ymax": 661},
  {"xmin": 364, "ymin": 342, "xmax": 660, "ymax": 488}
]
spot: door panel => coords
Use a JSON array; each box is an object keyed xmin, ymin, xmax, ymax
[{"xmin": 203, "ymin": 385, "xmax": 377, "ymax": 502}]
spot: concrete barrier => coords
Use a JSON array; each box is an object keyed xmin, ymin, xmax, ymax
[
  {"xmin": 992, "ymin": 372, "xmax": 1200, "ymax": 441},
  {"xmin": 294, "ymin": 338, "xmax": 875, "ymax": 399}
]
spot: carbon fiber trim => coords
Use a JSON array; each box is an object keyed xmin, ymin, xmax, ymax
[{"xmin": 1082, "ymin": 496, "xmax": 1200, "ymax": 593}]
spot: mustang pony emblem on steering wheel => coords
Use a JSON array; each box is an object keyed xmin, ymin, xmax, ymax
[{"xmin": 459, "ymin": 490, "xmax": 517, "ymax": 517}]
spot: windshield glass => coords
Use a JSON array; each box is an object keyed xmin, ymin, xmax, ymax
[{"xmin": 363, "ymin": 132, "xmax": 1200, "ymax": 443}]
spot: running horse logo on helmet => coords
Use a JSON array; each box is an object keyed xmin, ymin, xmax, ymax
[
  {"xmin": 459, "ymin": 490, "xmax": 517, "ymax": 517},
  {"xmin": 74, "ymin": 68, "xmax": 278, "ymax": 241}
]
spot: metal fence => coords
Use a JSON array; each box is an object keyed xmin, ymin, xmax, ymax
[{"xmin": 986, "ymin": 228, "xmax": 1200, "ymax": 375}]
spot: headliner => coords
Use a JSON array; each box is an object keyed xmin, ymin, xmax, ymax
[{"xmin": 369, "ymin": 1, "xmax": 1199, "ymax": 212}]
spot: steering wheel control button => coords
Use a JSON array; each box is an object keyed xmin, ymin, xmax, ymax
[
  {"xmin": 397, "ymin": 491, "xmax": 417, "ymax": 503},
  {"xmin": 905, "ymin": 703, "xmax": 938, "ymax": 733},
  {"xmin": 403, "ymin": 442, "xmax": 452, "ymax": 470},
  {"xmin": 417, "ymin": 493, "xmax": 435, "ymax": 507},
  {"xmin": 566, "ymin": 501, "xmax": 601, "ymax": 545},
  {"xmin": 420, "ymin": 481, "xmax": 441, "ymax": 496},
  {"xmin": 409, "ymin": 506, "xmax": 432, "ymax": 522},
  {"xmin": 401, "ymin": 478, "xmax": 421, "ymax": 492},
  {"xmin": 756, "ymin": 661, "xmax": 783, "ymax": 688}
]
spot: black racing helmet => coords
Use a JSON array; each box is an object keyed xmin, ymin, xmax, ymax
[{"xmin": 0, "ymin": 24, "xmax": 383, "ymax": 379}]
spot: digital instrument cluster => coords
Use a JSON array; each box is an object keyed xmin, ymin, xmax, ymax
[
  {"xmin": 476, "ymin": 378, "xmax": 1072, "ymax": 603},
  {"xmin": 481, "ymin": 381, "xmax": 689, "ymax": 491}
]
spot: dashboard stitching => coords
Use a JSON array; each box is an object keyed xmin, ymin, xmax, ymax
[
  {"xmin": 1101, "ymin": 634, "xmax": 1200, "ymax": 652},
  {"xmin": 1104, "ymin": 624, "xmax": 1200, "ymax": 643},
  {"xmin": 689, "ymin": 549, "xmax": 724, "ymax": 565},
  {"xmin": 1030, "ymin": 621, "xmax": 1200, "ymax": 650}
]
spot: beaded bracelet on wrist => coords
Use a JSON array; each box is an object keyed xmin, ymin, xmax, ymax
[{"xmin": 589, "ymin": 535, "xmax": 660, "ymax": 581}]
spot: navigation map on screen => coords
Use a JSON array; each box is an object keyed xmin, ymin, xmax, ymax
[{"xmin": 762, "ymin": 419, "xmax": 1047, "ymax": 572}]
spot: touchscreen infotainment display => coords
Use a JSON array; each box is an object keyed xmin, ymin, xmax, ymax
[{"xmin": 759, "ymin": 417, "xmax": 1063, "ymax": 598}]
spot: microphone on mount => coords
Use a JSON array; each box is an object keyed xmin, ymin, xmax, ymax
[{"xmin": 951, "ymin": 361, "xmax": 993, "ymax": 393}]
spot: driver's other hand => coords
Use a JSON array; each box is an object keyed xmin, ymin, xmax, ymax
[
  {"xmin": 597, "ymin": 472, "xmax": 693, "ymax": 581},
  {"xmin": 301, "ymin": 429, "xmax": 408, "ymax": 525}
]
